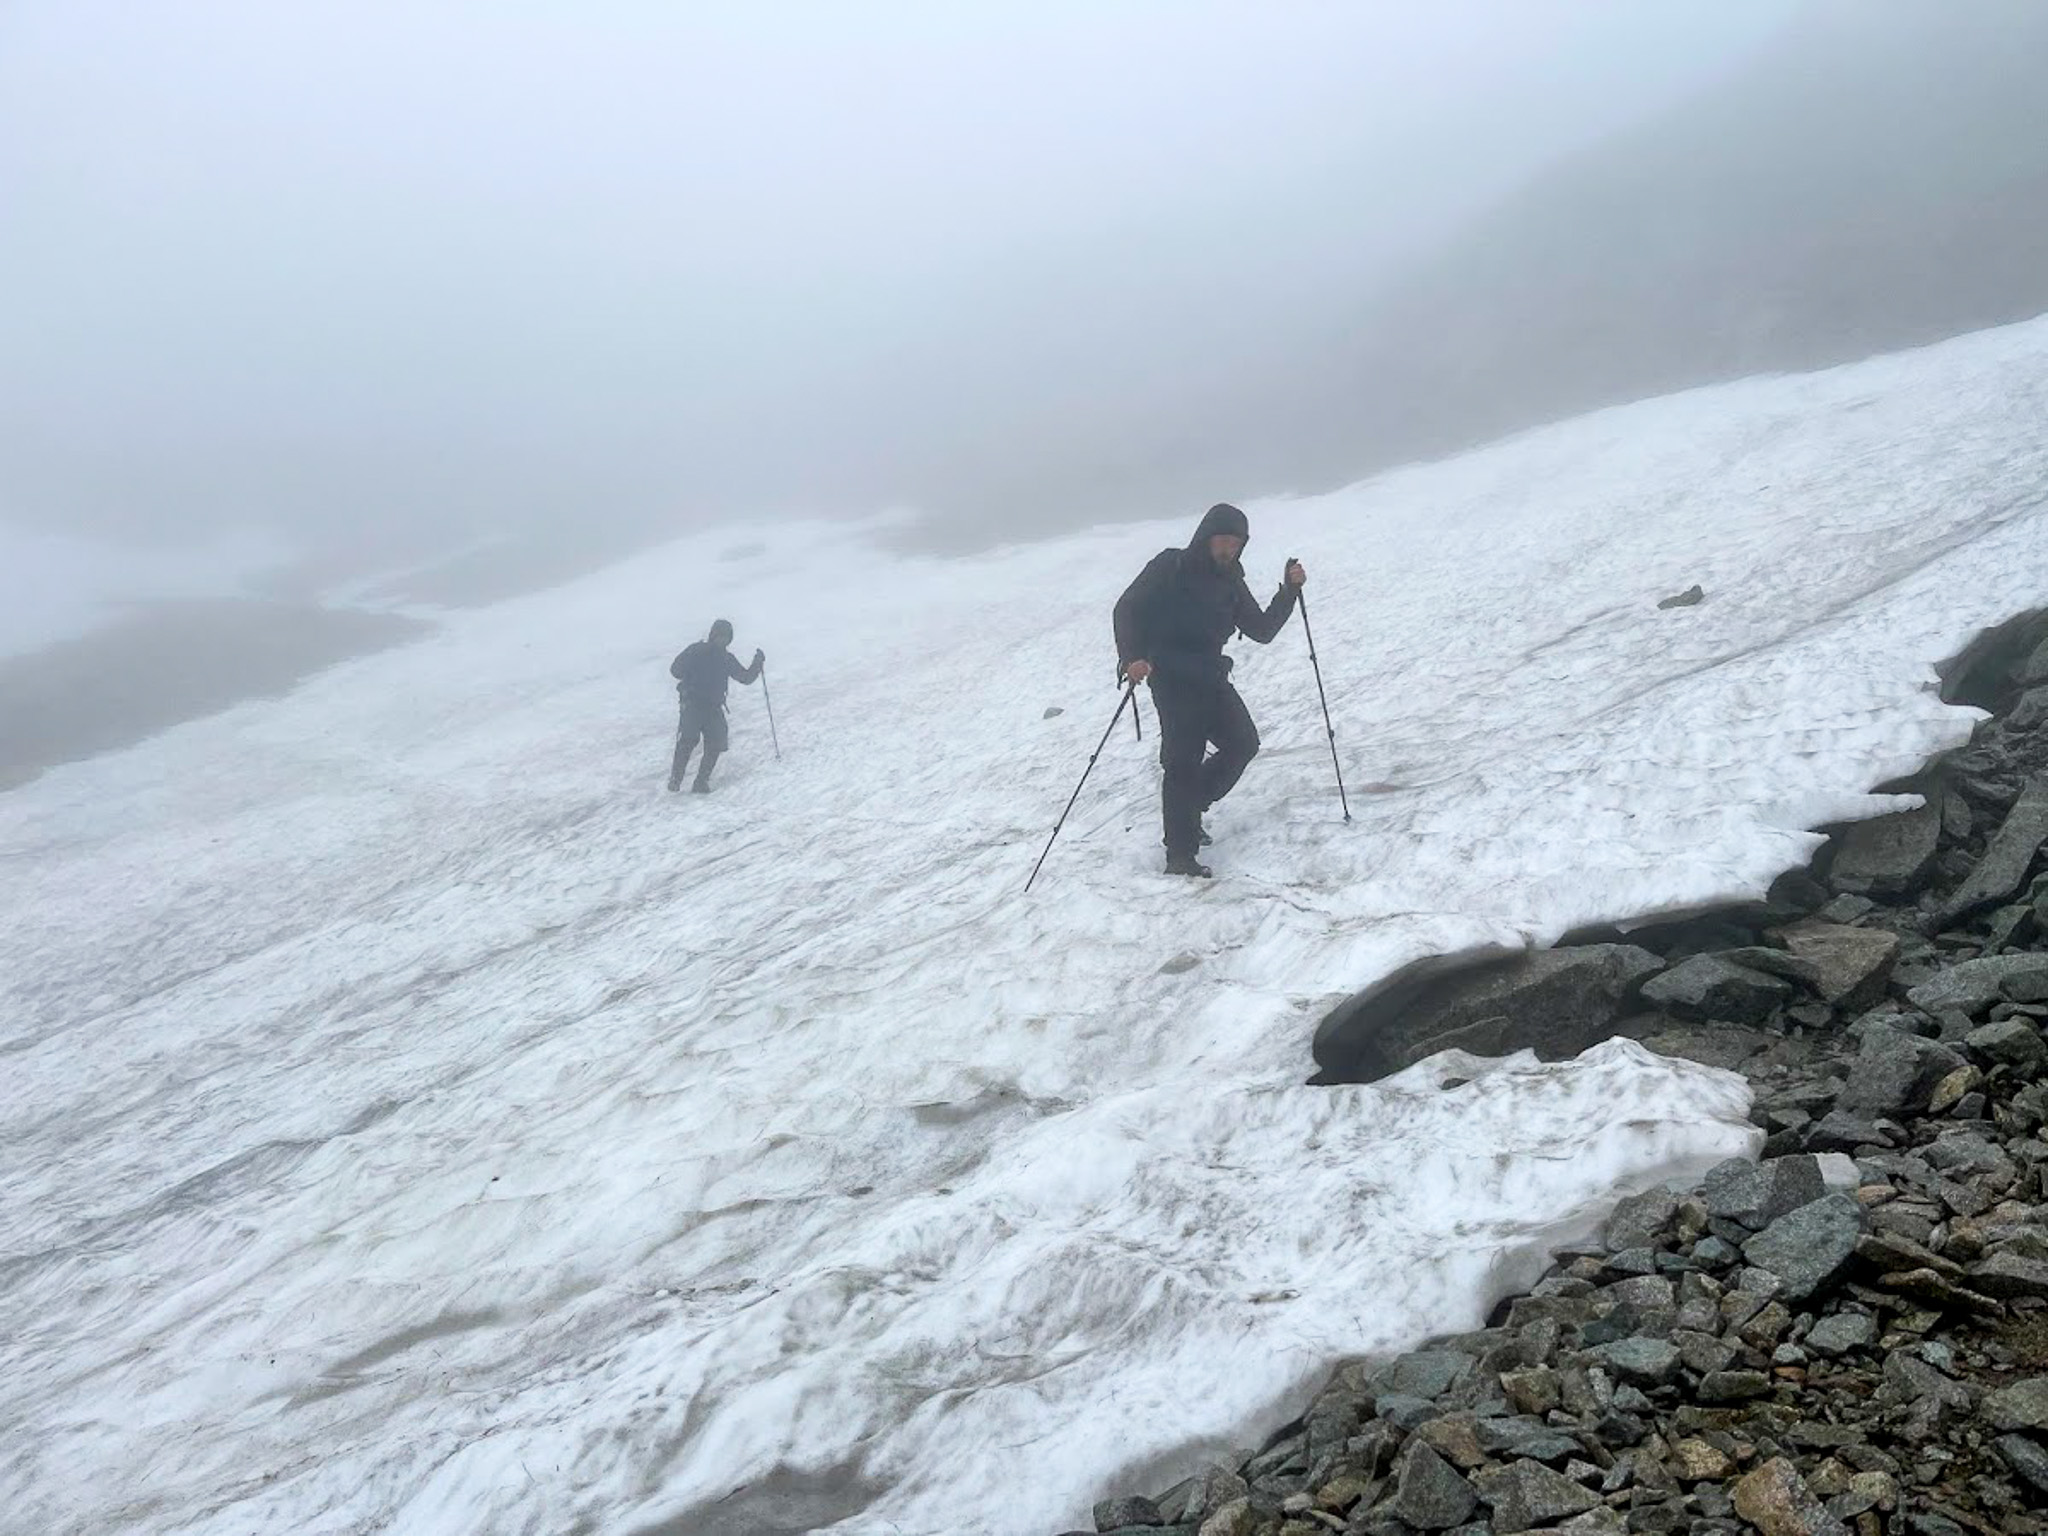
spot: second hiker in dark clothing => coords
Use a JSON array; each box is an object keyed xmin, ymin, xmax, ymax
[
  {"xmin": 667, "ymin": 619, "xmax": 764, "ymax": 793},
  {"xmin": 1113, "ymin": 503, "xmax": 1306, "ymax": 876}
]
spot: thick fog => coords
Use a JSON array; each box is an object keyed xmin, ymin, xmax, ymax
[{"xmin": 2, "ymin": 1, "xmax": 1802, "ymax": 578}]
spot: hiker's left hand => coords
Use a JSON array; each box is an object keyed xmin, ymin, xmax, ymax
[{"xmin": 1285, "ymin": 560, "xmax": 1307, "ymax": 587}]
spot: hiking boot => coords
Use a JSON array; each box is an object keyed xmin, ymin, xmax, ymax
[
  {"xmin": 1164, "ymin": 853, "xmax": 1213, "ymax": 878},
  {"xmin": 666, "ymin": 777, "xmax": 681, "ymax": 793},
  {"xmin": 691, "ymin": 779, "xmax": 713, "ymax": 794}
]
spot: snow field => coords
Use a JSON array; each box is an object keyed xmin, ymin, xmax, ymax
[{"xmin": 3, "ymin": 317, "xmax": 2047, "ymax": 1533}]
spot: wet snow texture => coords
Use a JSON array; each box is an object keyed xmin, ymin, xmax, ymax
[{"xmin": 6, "ymin": 317, "xmax": 2048, "ymax": 1534}]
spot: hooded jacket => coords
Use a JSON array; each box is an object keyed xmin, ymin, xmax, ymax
[
  {"xmin": 1112, "ymin": 503, "xmax": 1297, "ymax": 685},
  {"xmin": 670, "ymin": 637, "xmax": 762, "ymax": 708}
]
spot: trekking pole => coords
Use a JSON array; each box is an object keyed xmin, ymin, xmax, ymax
[
  {"xmin": 1025, "ymin": 680, "xmax": 1137, "ymax": 893},
  {"xmin": 1289, "ymin": 558, "xmax": 1350, "ymax": 822},
  {"xmin": 760, "ymin": 665, "xmax": 782, "ymax": 760}
]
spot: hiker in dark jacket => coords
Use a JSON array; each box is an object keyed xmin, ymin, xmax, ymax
[
  {"xmin": 1113, "ymin": 503, "xmax": 1305, "ymax": 876},
  {"xmin": 667, "ymin": 619, "xmax": 764, "ymax": 793}
]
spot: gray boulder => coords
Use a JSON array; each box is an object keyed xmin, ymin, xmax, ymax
[
  {"xmin": 2011, "ymin": 685, "xmax": 2048, "ymax": 731},
  {"xmin": 1995, "ymin": 1434, "xmax": 2048, "ymax": 1497},
  {"xmin": 1857, "ymin": 1229, "xmax": 1965, "ymax": 1279},
  {"xmin": 1814, "ymin": 894, "xmax": 1875, "ymax": 924},
  {"xmin": 1559, "ymin": 1510, "xmax": 1629, "ymax": 1536},
  {"xmin": 1692, "ymin": 1235, "xmax": 1742, "ymax": 1269},
  {"xmin": 1802, "ymin": 1110, "xmax": 1894, "ymax": 1152},
  {"xmin": 1312, "ymin": 943, "xmax": 1662, "ymax": 1082},
  {"xmin": 1923, "ymin": 1132, "xmax": 2016, "ymax": 1186},
  {"xmin": 1828, "ymin": 790, "xmax": 1943, "ymax": 899},
  {"xmin": 2020, "ymin": 631, "xmax": 2048, "ymax": 688},
  {"xmin": 1586, "ymin": 1338, "xmax": 1681, "ymax": 1388},
  {"xmin": 2018, "ymin": 627, "xmax": 2048, "ymax": 688},
  {"xmin": 1714, "ymin": 946, "xmax": 1827, "ymax": 989},
  {"xmin": 1698, "ymin": 1370, "xmax": 1774, "ymax": 1403},
  {"xmin": 1602, "ymin": 1275, "xmax": 1676, "ymax": 1312},
  {"xmin": 1475, "ymin": 1460, "xmax": 1601, "ymax": 1533},
  {"xmin": 1094, "ymin": 1495, "xmax": 1164, "ymax": 1530},
  {"xmin": 1836, "ymin": 1028, "xmax": 1966, "ymax": 1116},
  {"xmin": 1373, "ymin": 1393, "xmax": 1440, "ymax": 1430},
  {"xmin": 1941, "ymin": 775, "xmax": 2048, "ymax": 924},
  {"xmin": 1951, "ymin": 736, "xmax": 2027, "ymax": 811},
  {"xmin": 1774, "ymin": 921, "xmax": 1901, "ymax": 1011},
  {"xmin": 1675, "ymin": 1329, "xmax": 1742, "ymax": 1375},
  {"xmin": 1880, "ymin": 1353, "xmax": 1972, "ymax": 1414},
  {"xmin": 1986, "ymin": 900, "xmax": 2039, "ymax": 952},
  {"xmin": 1702, "ymin": 1155, "xmax": 1827, "ymax": 1229},
  {"xmin": 1374, "ymin": 1348, "xmax": 1474, "ymax": 1400},
  {"xmin": 1172, "ymin": 1467, "xmax": 1249, "ymax": 1527},
  {"xmin": 1193, "ymin": 1498, "xmax": 1257, "ymax": 1536},
  {"xmin": 1742, "ymin": 1194, "xmax": 1866, "ymax": 1302},
  {"xmin": 1944, "ymin": 793, "xmax": 1976, "ymax": 843},
  {"xmin": 1984, "ymin": 1378, "xmax": 2048, "ymax": 1432},
  {"xmin": 1971, "ymin": 1252, "xmax": 2048, "ymax": 1299},
  {"xmin": 1391, "ymin": 1439, "xmax": 1478, "ymax": 1530},
  {"xmin": 1640, "ymin": 954, "xmax": 1792, "ymax": 1023},
  {"xmin": 1603, "ymin": 1186, "xmax": 1681, "ymax": 1250},
  {"xmin": 1966, "ymin": 1017, "xmax": 2048, "ymax": 1069},
  {"xmin": 1908, "ymin": 954, "xmax": 2048, "ymax": 1016},
  {"xmin": 1473, "ymin": 1417, "xmax": 1582, "ymax": 1463},
  {"xmin": 1805, "ymin": 1311, "xmax": 1876, "ymax": 1355}
]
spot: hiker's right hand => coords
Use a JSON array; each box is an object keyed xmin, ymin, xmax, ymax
[
  {"xmin": 753, "ymin": 649, "xmax": 765, "ymax": 666},
  {"xmin": 1125, "ymin": 660, "xmax": 1152, "ymax": 683}
]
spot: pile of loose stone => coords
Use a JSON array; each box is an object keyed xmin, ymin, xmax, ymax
[{"xmin": 1058, "ymin": 615, "xmax": 2048, "ymax": 1536}]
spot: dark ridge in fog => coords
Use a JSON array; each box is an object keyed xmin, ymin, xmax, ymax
[
  {"xmin": 1274, "ymin": 0, "xmax": 2048, "ymax": 494},
  {"xmin": 0, "ymin": 601, "xmax": 429, "ymax": 791},
  {"xmin": 906, "ymin": 0, "xmax": 2048, "ymax": 545}
]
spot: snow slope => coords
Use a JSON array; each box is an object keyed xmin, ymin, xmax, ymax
[{"xmin": 6, "ymin": 316, "xmax": 2048, "ymax": 1535}]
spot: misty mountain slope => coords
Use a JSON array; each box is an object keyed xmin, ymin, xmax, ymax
[
  {"xmin": 5, "ymin": 318, "xmax": 2048, "ymax": 1534},
  {"xmin": 1216, "ymin": 0, "xmax": 2048, "ymax": 500}
]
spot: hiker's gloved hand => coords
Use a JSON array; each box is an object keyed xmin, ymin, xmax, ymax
[
  {"xmin": 753, "ymin": 649, "xmax": 765, "ymax": 667},
  {"xmin": 1284, "ymin": 560, "xmax": 1307, "ymax": 588},
  {"xmin": 1124, "ymin": 659, "xmax": 1152, "ymax": 684}
]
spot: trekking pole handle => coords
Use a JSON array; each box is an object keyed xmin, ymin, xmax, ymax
[{"xmin": 1289, "ymin": 558, "xmax": 1317, "ymax": 658}]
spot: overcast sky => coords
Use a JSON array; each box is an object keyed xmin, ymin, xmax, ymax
[{"xmin": 0, "ymin": 1, "xmax": 1803, "ymax": 568}]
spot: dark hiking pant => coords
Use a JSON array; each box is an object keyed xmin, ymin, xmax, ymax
[
  {"xmin": 670, "ymin": 699, "xmax": 730, "ymax": 788},
  {"xmin": 1151, "ymin": 677, "xmax": 1260, "ymax": 859}
]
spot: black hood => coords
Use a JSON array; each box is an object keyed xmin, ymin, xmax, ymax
[
  {"xmin": 1188, "ymin": 502, "xmax": 1250, "ymax": 550},
  {"xmin": 708, "ymin": 619, "xmax": 734, "ymax": 646}
]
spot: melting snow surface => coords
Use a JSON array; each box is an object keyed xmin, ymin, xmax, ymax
[{"xmin": 6, "ymin": 317, "xmax": 2048, "ymax": 1534}]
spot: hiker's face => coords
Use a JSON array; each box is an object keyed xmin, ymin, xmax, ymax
[{"xmin": 1208, "ymin": 533, "xmax": 1244, "ymax": 568}]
